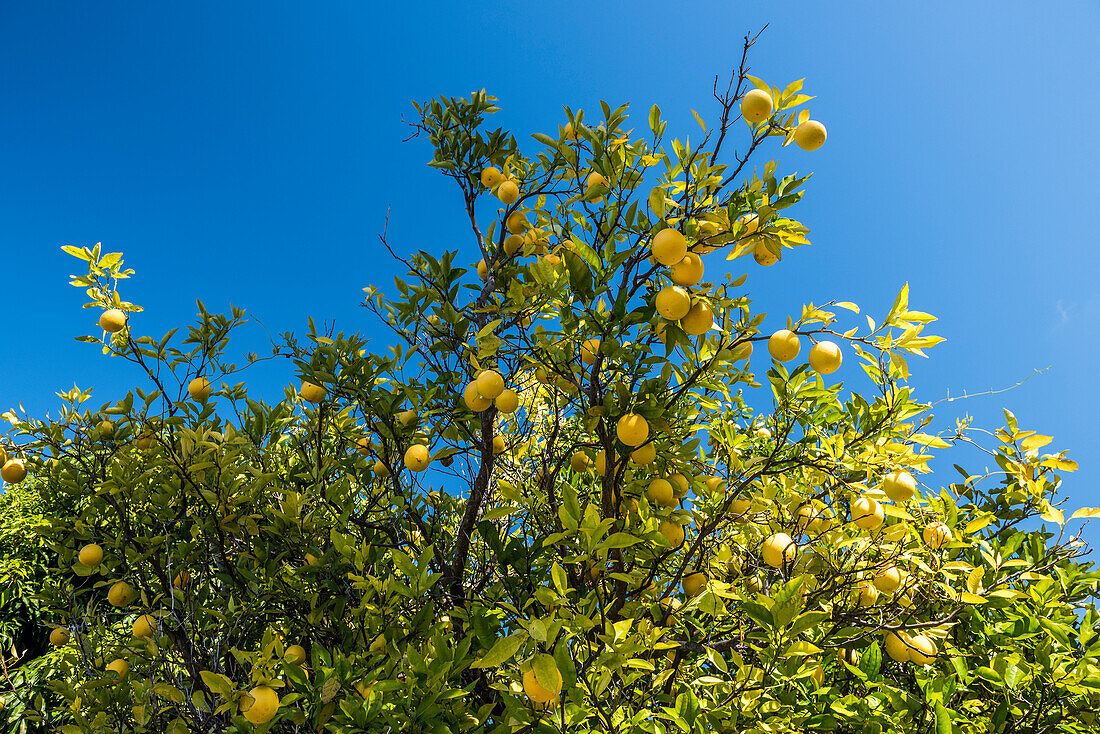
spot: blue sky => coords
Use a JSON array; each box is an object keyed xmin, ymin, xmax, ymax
[{"xmin": 1, "ymin": 2, "xmax": 1098, "ymax": 546}]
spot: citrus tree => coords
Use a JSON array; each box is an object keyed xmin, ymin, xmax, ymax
[{"xmin": 3, "ymin": 38, "xmax": 1100, "ymax": 734}]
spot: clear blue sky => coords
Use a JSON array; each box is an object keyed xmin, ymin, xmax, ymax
[{"xmin": 2, "ymin": 2, "xmax": 1098, "ymax": 546}]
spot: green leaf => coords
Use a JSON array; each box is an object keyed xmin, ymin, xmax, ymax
[
  {"xmin": 859, "ymin": 642, "xmax": 882, "ymax": 678},
  {"xmin": 532, "ymin": 653, "xmax": 559, "ymax": 693},
  {"xmin": 935, "ymin": 702, "xmax": 954, "ymax": 734},
  {"xmin": 471, "ymin": 632, "xmax": 527, "ymax": 669},
  {"xmin": 599, "ymin": 532, "xmax": 641, "ymax": 549}
]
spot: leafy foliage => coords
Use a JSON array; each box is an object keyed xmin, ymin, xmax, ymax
[{"xmin": 1, "ymin": 47, "xmax": 1098, "ymax": 734}]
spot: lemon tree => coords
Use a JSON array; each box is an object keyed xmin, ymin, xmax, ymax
[{"xmin": 3, "ymin": 41, "xmax": 1099, "ymax": 734}]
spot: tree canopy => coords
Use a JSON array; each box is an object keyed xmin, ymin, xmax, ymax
[{"xmin": 2, "ymin": 41, "xmax": 1099, "ymax": 734}]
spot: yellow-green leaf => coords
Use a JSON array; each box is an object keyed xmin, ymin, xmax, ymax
[{"xmin": 1069, "ymin": 507, "xmax": 1100, "ymax": 521}]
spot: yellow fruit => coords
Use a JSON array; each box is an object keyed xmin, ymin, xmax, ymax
[
  {"xmin": 107, "ymin": 581, "xmax": 133, "ymax": 608},
  {"xmin": 682, "ymin": 572, "xmax": 707, "ymax": 598},
  {"xmin": 652, "ymin": 229, "xmax": 688, "ymax": 266},
  {"xmin": 480, "ymin": 166, "xmax": 503, "ymax": 188},
  {"xmin": 794, "ymin": 120, "xmax": 827, "ymax": 151},
  {"xmin": 373, "ymin": 459, "xmax": 389, "ymax": 476},
  {"xmin": 658, "ymin": 520, "xmax": 685, "ymax": 547},
  {"xmin": 736, "ymin": 214, "xmax": 761, "ymax": 236},
  {"xmin": 730, "ymin": 497, "xmax": 751, "ymax": 517},
  {"xmin": 242, "ymin": 685, "xmax": 280, "ymax": 725},
  {"xmin": 761, "ymin": 533, "xmax": 797, "ymax": 568},
  {"xmin": 188, "ymin": 377, "xmax": 211, "ymax": 402},
  {"xmin": 631, "ymin": 443, "xmax": 656, "ymax": 465},
  {"xmin": 98, "ymin": 309, "xmax": 127, "ymax": 333},
  {"xmin": 768, "ymin": 329, "xmax": 801, "ymax": 362},
  {"xmin": 585, "ymin": 172, "xmax": 608, "ymax": 203},
  {"xmin": 300, "ymin": 381, "xmax": 327, "ymax": 403},
  {"xmin": 132, "ymin": 614, "xmax": 157, "ymax": 639},
  {"xmin": 476, "ymin": 258, "xmax": 488, "ymax": 280},
  {"xmin": 851, "ymin": 496, "xmax": 884, "ymax": 530},
  {"xmin": 808, "ymin": 341, "xmax": 843, "ymax": 374},
  {"xmin": 105, "ymin": 658, "xmax": 129, "ymax": 682},
  {"xmin": 49, "ymin": 628, "xmax": 69, "ymax": 646},
  {"xmin": 883, "ymin": 631, "xmax": 911, "ymax": 662},
  {"xmin": 655, "ymin": 286, "xmax": 692, "ymax": 320},
  {"xmin": 856, "ymin": 579, "xmax": 879, "ymax": 607},
  {"xmin": 593, "ymin": 450, "xmax": 608, "ymax": 477},
  {"xmin": 681, "ymin": 302, "xmax": 714, "ymax": 336},
  {"xmin": 755, "ymin": 427, "xmax": 772, "ymax": 440},
  {"xmin": 463, "ymin": 381, "xmax": 491, "ymax": 412},
  {"xmin": 669, "ymin": 473, "xmax": 689, "ymax": 496},
  {"xmin": 616, "ymin": 414, "xmax": 649, "ymax": 447},
  {"xmin": 504, "ymin": 233, "xmax": 524, "ymax": 256},
  {"xmin": 496, "ymin": 180, "xmax": 520, "ymax": 205},
  {"xmin": 873, "ymin": 565, "xmax": 903, "ymax": 594},
  {"xmin": 522, "ymin": 666, "xmax": 562, "ymax": 703},
  {"xmin": 135, "ymin": 432, "xmax": 154, "ymax": 450},
  {"xmin": 731, "ymin": 341, "xmax": 753, "ymax": 361},
  {"xmin": 404, "ymin": 445, "xmax": 430, "ymax": 472},
  {"xmin": 908, "ymin": 634, "xmax": 937, "ymax": 665},
  {"xmin": 285, "ymin": 645, "xmax": 306, "ymax": 665},
  {"xmin": 505, "ymin": 211, "xmax": 529, "ymax": 234},
  {"xmin": 882, "ymin": 470, "xmax": 917, "ymax": 502},
  {"xmin": 647, "ymin": 479, "xmax": 676, "ymax": 508},
  {"xmin": 580, "ymin": 338, "xmax": 601, "ymax": 365},
  {"xmin": 570, "ymin": 452, "xmax": 590, "ymax": 472},
  {"xmin": 923, "ymin": 521, "xmax": 952, "ymax": 549},
  {"xmin": 98, "ymin": 420, "xmax": 115, "ymax": 437},
  {"xmin": 740, "ymin": 89, "xmax": 774, "ymax": 123},
  {"xmin": 670, "ymin": 253, "xmax": 704, "ymax": 287},
  {"xmin": 752, "ymin": 239, "xmax": 778, "ymax": 266},
  {"xmin": 78, "ymin": 543, "xmax": 103, "ymax": 567},
  {"xmin": 492, "ymin": 435, "xmax": 506, "ymax": 454},
  {"xmin": 562, "ymin": 122, "xmax": 579, "ymax": 141},
  {"xmin": 476, "ymin": 370, "xmax": 505, "ymax": 399},
  {"xmin": 703, "ymin": 476, "xmax": 725, "ymax": 494},
  {"xmin": 397, "ymin": 410, "xmax": 417, "ymax": 427},
  {"xmin": 495, "ymin": 389, "xmax": 519, "ymax": 414}
]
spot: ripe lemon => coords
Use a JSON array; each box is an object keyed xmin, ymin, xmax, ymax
[
  {"xmin": 463, "ymin": 381, "xmax": 491, "ymax": 412},
  {"xmin": 476, "ymin": 370, "xmax": 505, "ymax": 399},
  {"xmin": 480, "ymin": 166, "xmax": 503, "ymax": 187},
  {"xmin": 105, "ymin": 658, "xmax": 129, "ymax": 682},
  {"xmin": 794, "ymin": 120, "xmax": 827, "ymax": 151},
  {"xmin": 681, "ymin": 302, "xmax": 714, "ymax": 336},
  {"xmin": 752, "ymin": 239, "xmax": 778, "ymax": 266},
  {"xmin": 647, "ymin": 478, "xmax": 676, "ymax": 508},
  {"xmin": 655, "ymin": 286, "xmax": 692, "ymax": 320},
  {"xmin": 99, "ymin": 308, "xmax": 127, "ymax": 333},
  {"xmin": 908, "ymin": 634, "xmax": 937, "ymax": 665},
  {"xmin": 585, "ymin": 172, "xmax": 608, "ymax": 203},
  {"xmin": 49, "ymin": 628, "xmax": 70, "ymax": 646},
  {"xmin": 188, "ymin": 377, "xmax": 211, "ymax": 402},
  {"xmin": 132, "ymin": 614, "xmax": 157, "ymax": 639},
  {"xmin": 851, "ymin": 496, "xmax": 884, "ymax": 530},
  {"xmin": 373, "ymin": 459, "xmax": 389, "ymax": 476},
  {"xmin": 107, "ymin": 581, "xmax": 133, "ymax": 608},
  {"xmin": 495, "ymin": 180, "xmax": 520, "ymax": 205},
  {"xmin": 883, "ymin": 631, "xmax": 911, "ymax": 662},
  {"xmin": 761, "ymin": 533, "xmax": 797, "ymax": 568},
  {"xmin": 593, "ymin": 450, "xmax": 608, "ymax": 477},
  {"xmin": 808, "ymin": 341, "xmax": 842, "ymax": 374},
  {"xmin": 669, "ymin": 473, "xmax": 689, "ymax": 496},
  {"xmin": 135, "ymin": 432, "xmax": 154, "ymax": 450},
  {"xmin": 300, "ymin": 381, "xmax": 327, "ymax": 403},
  {"xmin": 506, "ymin": 213, "xmax": 529, "ymax": 235},
  {"xmin": 476, "ymin": 259, "xmax": 488, "ymax": 280},
  {"xmin": 561, "ymin": 122, "xmax": 579, "ymax": 141},
  {"xmin": 856, "ymin": 579, "xmax": 879, "ymax": 607},
  {"xmin": 396, "ymin": 409, "xmax": 417, "ymax": 427},
  {"xmin": 659, "ymin": 520, "xmax": 685, "ymax": 547},
  {"xmin": 740, "ymin": 89, "xmax": 774, "ymax": 123},
  {"xmin": 923, "ymin": 521, "xmax": 952, "ymax": 549},
  {"xmin": 616, "ymin": 413, "xmax": 649, "ymax": 447},
  {"xmin": 873, "ymin": 565, "xmax": 903, "ymax": 594},
  {"xmin": 768, "ymin": 329, "xmax": 801, "ymax": 362},
  {"xmin": 736, "ymin": 213, "xmax": 760, "ymax": 236},
  {"xmin": 285, "ymin": 644, "xmax": 306, "ymax": 665},
  {"xmin": 404, "ymin": 444, "xmax": 430, "ymax": 472},
  {"xmin": 652, "ymin": 229, "xmax": 688, "ymax": 266},
  {"xmin": 78, "ymin": 543, "xmax": 103, "ymax": 567},
  {"xmin": 730, "ymin": 497, "xmax": 751, "ymax": 517},
  {"xmin": 670, "ymin": 252, "xmax": 704, "ymax": 286},
  {"xmin": 882, "ymin": 470, "xmax": 916, "ymax": 502},
  {"xmin": 494, "ymin": 388, "xmax": 519, "ymax": 414},
  {"xmin": 491, "ymin": 435, "xmax": 505, "ymax": 455},
  {"xmin": 731, "ymin": 341, "xmax": 753, "ymax": 361},
  {"xmin": 522, "ymin": 666, "xmax": 562, "ymax": 703},
  {"xmin": 631, "ymin": 443, "xmax": 656, "ymax": 465},
  {"xmin": 580, "ymin": 338, "xmax": 601, "ymax": 365},
  {"xmin": 504, "ymin": 233, "xmax": 524, "ymax": 256},
  {"xmin": 242, "ymin": 685, "xmax": 280, "ymax": 725},
  {"xmin": 682, "ymin": 572, "xmax": 707, "ymax": 598},
  {"xmin": 570, "ymin": 452, "xmax": 590, "ymax": 472}
]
